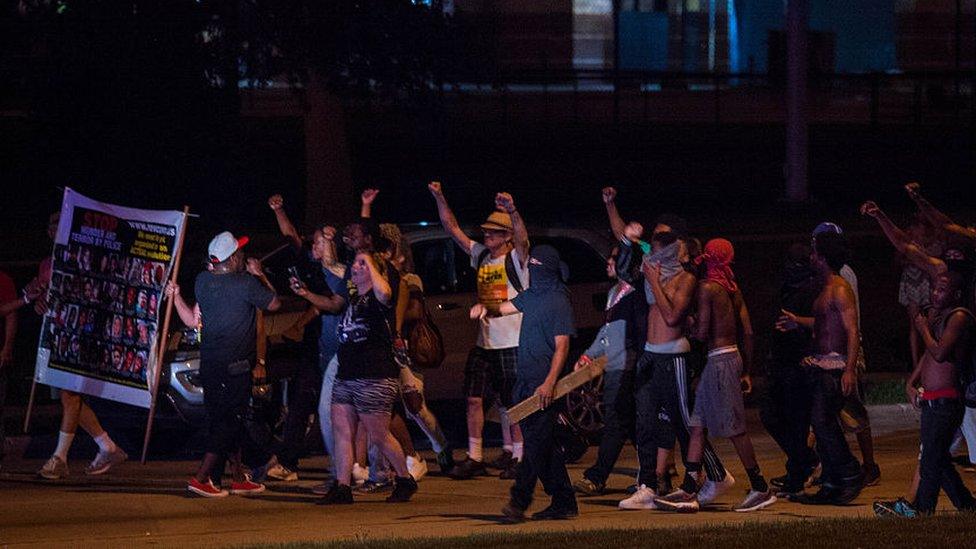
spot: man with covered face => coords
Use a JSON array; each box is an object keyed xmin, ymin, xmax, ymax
[{"xmin": 470, "ymin": 245, "xmax": 578, "ymax": 521}]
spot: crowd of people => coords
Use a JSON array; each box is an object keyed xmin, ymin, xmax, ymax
[{"xmin": 0, "ymin": 181, "xmax": 974, "ymax": 522}]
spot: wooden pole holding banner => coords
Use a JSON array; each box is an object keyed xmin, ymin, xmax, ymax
[
  {"xmin": 23, "ymin": 376, "xmax": 38, "ymax": 433},
  {"xmin": 140, "ymin": 206, "xmax": 190, "ymax": 464}
]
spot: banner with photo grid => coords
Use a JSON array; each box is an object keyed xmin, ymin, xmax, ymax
[{"xmin": 34, "ymin": 188, "xmax": 186, "ymax": 408}]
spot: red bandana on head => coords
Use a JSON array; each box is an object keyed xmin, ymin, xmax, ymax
[{"xmin": 694, "ymin": 238, "xmax": 739, "ymax": 294}]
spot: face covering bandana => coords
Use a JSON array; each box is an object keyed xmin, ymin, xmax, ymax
[
  {"xmin": 694, "ymin": 238, "xmax": 738, "ymax": 294},
  {"xmin": 643, "ymin": 241, "xmax": 682, "ymax": 305}
]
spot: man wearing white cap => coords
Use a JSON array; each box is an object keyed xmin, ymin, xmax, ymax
[
  {"xmin": 186, "ymin": 231, "xmax": 281, "ymax": 497},
  {"xmin": 429, "ymin": 182, "xmax": 529, "ymax": 479}
]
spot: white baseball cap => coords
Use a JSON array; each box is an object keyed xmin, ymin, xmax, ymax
[{"xmin": 208, "ymin": 231, "xmax": 249, "ymax": 263}]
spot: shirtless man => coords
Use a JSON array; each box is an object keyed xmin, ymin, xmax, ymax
[
  {"xmin": 874, "ymin": 272, "xmax": 976, "ymax": 517},
  {"xmin": 611, "ymin": 196, "xmax": 731, "ymax": 510},
  {"xmin": 778, "ymin": 231, "xmax": 863, "ymax": 505},
  {"xmin": 655, "ymin": 238, "xmax": 775, "ymax": 512}
]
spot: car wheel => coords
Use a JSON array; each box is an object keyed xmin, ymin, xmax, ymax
[
  {"xmin": 563, "ymin": 374, "xmax": 605, "ymax": 444},
  {"xmin": 554, "ymin": 413, "xmax": 591, "ymax": 464}
]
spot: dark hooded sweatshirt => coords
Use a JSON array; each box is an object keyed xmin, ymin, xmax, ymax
[{"xmin": 511, "ymin": 245, "xmax": 576, "ymax": 394}]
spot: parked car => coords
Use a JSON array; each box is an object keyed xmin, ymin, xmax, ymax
[
  {"xmin": 403, "ymin": 224, "xmax": 613, "ymax": 441},
  {"xmin": 160, "ymin": 225, "xmax": 614, "ymax": 444}
]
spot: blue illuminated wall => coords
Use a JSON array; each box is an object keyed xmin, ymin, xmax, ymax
[{"xmin": 736, "ymin": 0, "xmax": 896, "ymax": 73}]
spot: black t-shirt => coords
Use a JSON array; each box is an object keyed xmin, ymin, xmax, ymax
[
  {"xmin": 335, "ymin": 292, "xmax": 397, "ymax": 380},
  {"xmin": 195, "ymin": 271, "xmax": 275, "ymax": 376}
]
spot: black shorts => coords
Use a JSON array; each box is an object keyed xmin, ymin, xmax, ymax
[{"xmin": 463, "ymin": 346, "xmax": 518, "ymax": 407}]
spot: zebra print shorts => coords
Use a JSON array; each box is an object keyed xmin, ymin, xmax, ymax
[{"xmin": 332, "ymin": 377, "xmax": 399, "ymax": 415}]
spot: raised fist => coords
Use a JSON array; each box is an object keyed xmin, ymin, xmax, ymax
[
  {"xmin": 602, "ymin": 187, "xmax": 617, "ymax": 204},
  {"xmin": 428, "ymin": 181, "xmax": 443, "ymax": 197},
  {"xmin": 859, "ymin": 201, "xmax": 881, "ymax": 218},
  {"xmin": 268, "ymin": 194, "xmax": 284, "ymax": 211},
  {"xmin": 495, "ymin": 192, "xmax": 516, "ymax": 213},
  {"xmin": 904, "ymin": 182, "xmax": 921, "ymax": 200},
  {"xmin": 361, "ymin": 189, "xmax": 380, "ymax": 205}
]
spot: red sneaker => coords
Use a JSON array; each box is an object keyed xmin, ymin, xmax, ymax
[
  {"xmin": 187, "ymin": 478, "xmax": 228, "ymax": 498},
  {"xmin": 230, "ymin": 476, "xmax": 266, "ymax": 496}
]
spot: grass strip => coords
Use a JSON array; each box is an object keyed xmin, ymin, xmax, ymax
[{"xmin": 241, "ymin": 511, "xmax": 976, "ymax": 549}]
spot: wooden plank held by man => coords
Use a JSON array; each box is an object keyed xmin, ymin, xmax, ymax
[{"xmin": 505, "ymin": 355, "xmax": 608, "ymax": 424}]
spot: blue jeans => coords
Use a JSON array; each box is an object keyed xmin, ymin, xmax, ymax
[{"xmin": 317, "ymin": 354, "xmax": 338, "ymax": 476}]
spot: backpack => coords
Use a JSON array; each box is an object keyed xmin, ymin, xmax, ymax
[
  {"xmin": 405, "ymin": 287, "xmax": 446, "ymax": 369},
  {"xmin": 477, "ymin": 248, "xmax": 524, "ymax": 293}
]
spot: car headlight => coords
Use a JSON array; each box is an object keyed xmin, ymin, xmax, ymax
[{"xmin": 175, "ymin": 369, "xmax": 202, "ymax": 388}]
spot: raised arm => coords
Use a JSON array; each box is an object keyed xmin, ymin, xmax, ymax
[
  {"xmin": 268, "ymin": 194, "xmax": 302, "ymax": 249},
  {"xmin": 360, "ymin": 253, "xmax": 392, "ymax": 306},
  {"xmin": 360, "ymin": 189, "xmax": 379, "ymax": 219},
  {"xmin": 428, "ymin": 181, "xmax": 475, "ymax": 253},
  {"xmin": 861, "ymin": 200, "xmax": 946, "ymax": 281},
  {"xmin": 603, "ymin": 187, "xmax": 627, "ymax": 242},
  {"xmin": 906, "ymin": 182, "xmax": 976, "ymax": 243},
  {"xmin": 495, "ymin": 192, "xmax": 529, "ymax": 266}
]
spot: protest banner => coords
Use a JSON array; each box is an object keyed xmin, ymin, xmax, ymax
[{"xmin": 33, "ymin": 188, "xmax": 188, "ymax": 409}]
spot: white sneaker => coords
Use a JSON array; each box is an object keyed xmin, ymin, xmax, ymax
[
  {"xmin": 352, "ymin": 462, "xmax": 369, "ymax": 486},
  {"xmin": 618, "ymin": 484, "xmax": 658, "ymax": 510},
  {"xmin": 733, "ymin": 489, "xmax": 777, "ymax": 512},
  {"xmin": 266, "ymin": 462, "xmax": 298, "ymax": 481},
  {"xmin": 38, "ymin": 455, "xmax": 69, "ymax": 480},
  {"xmin": 698, "ymin": 471, "xmax": 735, "ymax": 506},
  {"xmin": 407, "ymin": 455, "xmax": 428, "ymax": 482},
  {"xmin": 85, "ymin": 448, "xmax": 128, "ymax": 476}
]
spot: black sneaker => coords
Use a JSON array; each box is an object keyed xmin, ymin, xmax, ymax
[
  {"xmin": 792, "ymin": 482, "xmax": 862, "ymax": 506},
  {"xmin": 769, "ymin": 474, "xmax": 789, "ymax": 489},
  {"xmin": 386, "ymin": 476, "xmax": 418, "ymax": 503},
  {"xmin": 316, "ymin": 483, "xmax": 353, "ymax": 505},
  {"xmin": 488, "ymin": 450, "xmax": 513, "ymax": 470},
  {"xmin": 436, "ymin": 449, "xmax": 456, "ymax": 472},
  {"xmin": 862, "ymin": 463, "xmax": 881, "ymax": 487},
  {"xmin": 447, "ymin": 458, "xmax": 488, "ymax": 480},
  {"xmin": 531, "ymin": 503, "xmax": 579, "ymax": 520},
  {"xmin": 499, "ymin": 460, "xmax": 519, "ymax": 480},
  {"xmin": 501, "ymin": 500, "xmax": 527, "ymax": 523}
]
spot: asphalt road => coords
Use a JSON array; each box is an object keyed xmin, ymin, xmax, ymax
[{"xmin": 2, "ymin": 418, "xmax": 973, "ymax": 549}]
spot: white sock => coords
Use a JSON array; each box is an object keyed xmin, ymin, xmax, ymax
[
  {"xmin": 500, "ymin": 409, "xmax": 513, "ymax": 447},
  {"xmin": 512, "ymin": 442, "xmax": 524, "ymax": 462},
  {"xmin": 94, "ymin": 432, "xmax": 117, "ymax": 454},
  {"xmin": 54, "ymin": 431, "xmax": 75, "ymax": 461},
  {"xmin": 468, "ymin": 437, "xmax": 483, "ymax": 462}
]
